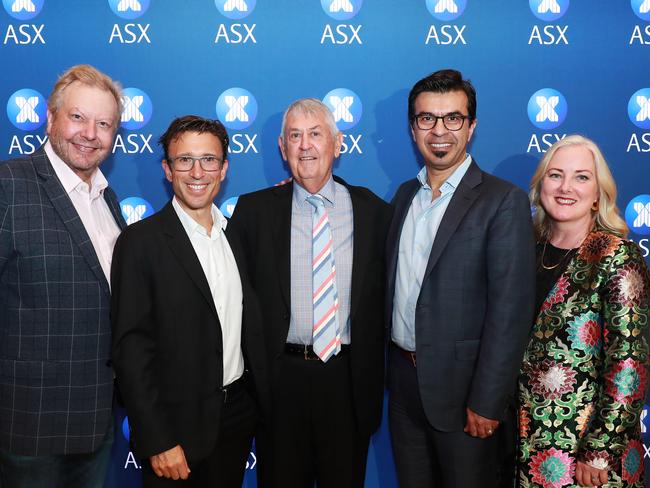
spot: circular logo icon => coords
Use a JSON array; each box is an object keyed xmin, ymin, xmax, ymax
[
  {"xmin": 626, "ymin": 195, "xmax": 650, "ymax": 236},
  {"xmin": 628, "ymin": 88, "xmax": 650, "ymax": 130},
  {"xmin": 320, "ymin": 0, "xmax": 363, "ymax": 21},
  {"xmin": 425, "ymin": 0, "xmax": 467, "ymax": 21},
  {"xmin": 215, "ymin": 0, "xmax": 256, "ymax": 20},
  {"xmin": 529, "ymin": 0, "xmax": 569, "ymax": 22},
  {"xmin": 220, "ymin": 196, "xmax": 239, "ymax": 218},
  {"xmin": 7, "ymin": 88, "xmax": 47, "ymax": 131},
  {"xmin": 120, "ymin": 197, "xmax": 154, "ymax": 225},
  {"xmin": 322, "ymin": 88, "xmax": 362, "ymax": 131},
  {"xmin": 527, "ymin": 88, "xmax": 568, "ymax": 130},
  {"xmin": 632, "ymin": 0, "xmax": 650, "ymax": 21},
  {"xmin": 107, "ymin": 0, "xmax": 150, "ymax": 19},
  {"xmin": 120, "ymin": 87, "xmax": 153, "ymax": 131},
  {"xmin": 2, "ymin": 0, "xmax": 44, "ymax": 20},
  {"xmin": 216, "ymin": 88, "xmax": 258, "ymax": 130}
]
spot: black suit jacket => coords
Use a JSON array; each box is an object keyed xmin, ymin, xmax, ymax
[
  {"xmin": 228, "ymin": 177, "xmax": 391, "ymax": 436},
  {"xmin": 386, "ymin": 160, "xmax": 536, "ymax": 431},
  {"xmin": 0, "ymin": 148, "xmax": 126, "ymax": 456},
  {"xmin": 111, "ymin": 201, "xmax": 269, "ymax": 463}
]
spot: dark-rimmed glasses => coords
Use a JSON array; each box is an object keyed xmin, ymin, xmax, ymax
[
  {"xmin": 168, "ymin": 155, "xmax": 223, "ymax": 172},
  {"xmin": 412, "ymin": 112, "xmax": 471, "ymax": 131}
]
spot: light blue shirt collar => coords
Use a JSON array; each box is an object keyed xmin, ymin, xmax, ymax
[
  {"xmin": 293, "ymin": 176, "xmax": 336, "ymax": 207},
  {"xmin": 416, "ymin": 154, "xmax": 472, "ymax": 193}
]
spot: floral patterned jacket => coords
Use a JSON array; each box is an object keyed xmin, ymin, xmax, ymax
[{"xmin": 519, "ymin": 230, "xmax": 650, "ymax": 486}]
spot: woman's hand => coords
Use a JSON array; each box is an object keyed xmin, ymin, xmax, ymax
[{"xmin": 575, "ymin": 460, "xmax": 608, "ymax": 487}]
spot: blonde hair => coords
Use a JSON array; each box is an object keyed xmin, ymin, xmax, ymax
[
  {"xmin": 529, "ymin": 134, "xmax": 628, "ymax": 240},
  {"xmin": 47, "ymin": 65, "xmax": 123, "ymax": 123}
]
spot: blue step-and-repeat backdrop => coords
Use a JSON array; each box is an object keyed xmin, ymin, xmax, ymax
[{"xmin": 2, "ymin": 0, "xmax": 650, "ymax": 486}]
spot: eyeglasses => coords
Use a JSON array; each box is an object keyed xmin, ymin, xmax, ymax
[
  {"xmin": 412, "ymin": 112, "xmax": 471, "ymax": 131},
  {"xmin": 168, "ymin": 155, "xmax": 223, "ymax": 172}
]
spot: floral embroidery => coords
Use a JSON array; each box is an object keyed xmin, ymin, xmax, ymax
[
  {"xmin": 605, "ymin": 358, "xmax": 648, "ymax": 405},
  {"xmin": 578, "ymin": 232, "xmax": 618, "ymax": 263},
  {"xmin": 530, "ymin": 448, "xmax": 575, "ymax": 488},
  {"xmin": 519, "ymin": 407, "xmax": 530, "ymax": 439},
  {"xmin": 621, "ymin": 441, "xmax": 644, "ymax": 483},
  {"xmin": 541, "ymin": 275, "xmax": 570, "ymax": 313},
  {"xmin": 576, "ymin": 404, "xmax": 594, "ymax": 438},
  {"xmin": 608, "ymin": 261, "xmax": 648, "ymax": 307},
  {"xmin": 583, "ymin": 450, "xmax": 611, "ymax": 471},
  {"xmin": 528, "ymin": 359, "xmax": 577, "ymax": 400},
  {"xmin": 567, "ymin": 311, "xmax": 601, "ymax": 355}
]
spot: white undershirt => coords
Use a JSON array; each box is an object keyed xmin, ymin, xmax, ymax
[
  {"xmin": 172, "ymin": 197, "xmax": 244, "ymax": 387},
  {"xmin": 45, "ymin": 141, "xmax": 121, "ymax": 285}
]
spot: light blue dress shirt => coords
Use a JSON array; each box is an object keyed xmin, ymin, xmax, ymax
[{"xmin": 392, "ymin": 156, "xmax": 472, "ymax": 351}]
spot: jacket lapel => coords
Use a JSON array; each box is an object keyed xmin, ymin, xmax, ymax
[
  {"xmin": 34, "ymin": 150, "xmax": 112, "ymax": 295},
  {"xmin": 161, "ymin": 202, "xmax": 219, "ymax": 319},
  {"xmin": 422, "ymin": 160, "xmax": 482, "ymax": 283},
  {"xmin": 271, "ymin": 183, "xmax": 293, "ymax": 310}
]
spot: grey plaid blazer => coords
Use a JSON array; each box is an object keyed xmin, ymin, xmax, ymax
[{"xmin": 0, "ymin": 148, "xmax": 126, "ymax": 456}]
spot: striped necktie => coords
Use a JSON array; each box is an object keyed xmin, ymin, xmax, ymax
[{"xmin": 306, "ymin": 194, "xmax": 341, "ymax": 362}]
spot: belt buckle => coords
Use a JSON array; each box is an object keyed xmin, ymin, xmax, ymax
[
  {"xmin": 304, "ymin": 345, "xmax": 319, "ymax": 361},
  {"xmin": 409, "ymin": 352, "xmax": 416, "ymax": 368}
]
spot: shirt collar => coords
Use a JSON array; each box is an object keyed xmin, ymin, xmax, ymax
[
  {"xmin": 45, "ymin": 140, "xmax": 108, "ymax": 197},
  {"xmin": 172, "ymin": 196, "xmax": 227, "ymax": 238},
  {"xmin": 416, "ymin": 154, "xmax": 472, "ymax": 192},
  {"xmin": 293, "ymin": 175, "xmax": 336, "ymax": 207}
]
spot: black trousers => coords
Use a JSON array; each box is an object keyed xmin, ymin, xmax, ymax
[
  {"xmin": 142, "ymin": 380, "xmax": 257, "ymax": 487},
  {"xmin": 256, "ymin": 351, "xmax": 369, "ymax": 488},
  {"xmin": 388, "ymin": 344, "xmax": 500, "ymax": 488}
]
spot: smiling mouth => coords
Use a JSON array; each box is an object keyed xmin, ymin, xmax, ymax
[
  {"xmin": 555, "ymin": 197, "xmax": 577, "ymax": 205},
  {"xmin": 73, "ymin": 143, "xmax": 100, "ymax": 153},
  {"xmin": 299, "ymin": 156, "xmax": 316, "ymax": 161},
  {"xmin": 187, "ymin": 183, "xmax": 208, "ymax": 192}
]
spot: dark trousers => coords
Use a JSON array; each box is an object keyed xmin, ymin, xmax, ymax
[
  {"xmin": 256, "ymin": 351, "xmax": 369, "ymax": 488},
  {"xmin": 142, "ymin": 382, "xmax": 257, "ymax": 487},
  {"xmin": 388, "ymin": 344, "xmax": 499, "ymax": 488},
  {"xmin": 0, "ymin": 424, "xmax": 113, "ymax": 488}
]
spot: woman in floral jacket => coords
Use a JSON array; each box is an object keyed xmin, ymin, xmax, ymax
[{"xmin": 518, "ymin": 135, "xmax": 650, "ymax": 488}]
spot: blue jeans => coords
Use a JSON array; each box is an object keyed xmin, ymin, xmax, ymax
[{"xmin": 0, "ymin": 426, "xmax": 114, "ymax": 488}]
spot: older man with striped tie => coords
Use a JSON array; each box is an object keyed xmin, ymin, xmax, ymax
[{"xmin": 228, "ymin": 98, "xmax": 391, "ymax": 488}]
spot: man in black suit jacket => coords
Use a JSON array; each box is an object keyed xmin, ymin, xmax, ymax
[
  {"xmin": 228, "ymin": 98, "xmax": 391, "ymax": 487},
  {"xmin": 111, "ymin": 116, "xmax": 269, "ymax": 487},
  {"xmin": 386, "ymin": 70, "xmax": 535, "ymax": 487},
  {"xmin": 0, "ymin": 65, "xmax": 126, "ymax": 488}
]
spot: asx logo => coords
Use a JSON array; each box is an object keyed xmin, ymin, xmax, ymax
[
  {"xmin": 426, "ymin": 0, "xmax": 467, "ymax": 22},
  {"xmin": 527, "ymin": 88, "xmax": 567, "ymax": 130},
  {"xmin": 108, "ymin": 0, "xmax": 150, "ymax": 19},
  {"xmin": 321, "ymin": 0, "xmax": 363, "ymax": 21},
  {"xmin": 323, "ymin": 88, "xmax": 362, "ymax": 131},
  {"xmin": 6, "ymin": 88, "xmax": 46, "ymax": 131},
  {"xmin": 625, "ymin": 195, "xmax": 650, "ymax": 236},
  {"xmin": 2, "ymin": 0, "xmax": 44, "ymax": 20},
  {"xmin": 216, "ymin": 88, "xmax": 258, "ymax": 131},
  {"xmin": 215, "ymin": 0, "xmax": 256, "ymax": 20},
  {"xmin": 220, "ymin": 196, "xmax": 239, "ymax": 219},
  {"xmin": 632, "ymin": 0, "xmax": 650, "ymax": 21},
  {"xmin": 529, "ymin": 0, "xmax": 569, "ymax": 22},
  {"xmin": 120, "ymin": 197, "xmax": 154, "ymax": 225},
  {"xmin": 120, "ymin": 87, "xmax": 153, "ymax": 131},
  {"xmin": 628, "ymin": 88, "xmax": 650, "ymax": 130}
]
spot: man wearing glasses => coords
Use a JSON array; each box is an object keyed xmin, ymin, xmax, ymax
[
  {"xmin": 111, "ymin": 115, "xmax": 268, "ymax": 487},
  {"xmin": 385, "ymin": 69, "xmax": 535, "ymax": 487}
]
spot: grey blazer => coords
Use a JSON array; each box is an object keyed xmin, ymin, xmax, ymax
[{"xmin": 0, "ymin": 147, "xmax": 126, "ymax": 455}]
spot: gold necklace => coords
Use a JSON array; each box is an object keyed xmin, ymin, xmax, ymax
[{"xmin": 540, "ymin": 241, "xmax": 575, "ymax": 270}]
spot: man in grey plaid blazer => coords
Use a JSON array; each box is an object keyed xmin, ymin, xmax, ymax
[{"xmin": 0, "ymin": 65, "xmax": 126, "ymax": 487}]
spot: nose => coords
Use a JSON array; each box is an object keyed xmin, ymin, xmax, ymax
[
  {"xmin": 81, "ymin": 121, "xmax": 97, "ymax": 140},
  {"xmin": 431, "ymin": 117, "xmax": 447, "ymax": 136},
  {"xmin": 299, "ymin": 133, "xmax": 311, "ymax": 150},
  {"xmin": 559, "ymin": 176, "xmax": 572, "ymax": 193},
  {"xmin": 189, "ymin": 159, "xmax": 205, "ymax": 179}
]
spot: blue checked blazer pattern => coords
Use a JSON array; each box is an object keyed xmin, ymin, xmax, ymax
[{"xmin": 0, "ymin": 147, "xmax": 126, "ymax": 456}]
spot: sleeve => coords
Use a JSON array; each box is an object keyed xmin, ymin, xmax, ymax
[
  {"xmin": 579, "ymin": 240, "xmax": 650, "ymax": 472},
  {"xmin": 111, "ymin": 229, "xmax": 177, "ymax": 459},
  {"xmin": 467, "ymin": 187, "xmax": 537, "ymax": 420}
]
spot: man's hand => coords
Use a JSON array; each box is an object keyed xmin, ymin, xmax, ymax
[
  {"xmin": 575, "ymin": 460, "xmax": 608, "ymax": 487},
  {"xmin": 463, "ymin": 407, "xmax": 499, "ymax": 438},
  {"xmin": 150, "ymin": 445, "xmax": 191, "ymax": 480}
]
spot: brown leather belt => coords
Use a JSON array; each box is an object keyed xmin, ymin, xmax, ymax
[{"xmin": 393, "ymin": 342, "xmax": 416, "ymax": 367}]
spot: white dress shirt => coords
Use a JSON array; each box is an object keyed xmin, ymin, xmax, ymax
[
  {"xmin": 172, "ymin": 197, "xmax": 244, "ymax": 387},
  {"xmin": 45, "ymin": 141, "xmax": 121, "ymax": 284}
]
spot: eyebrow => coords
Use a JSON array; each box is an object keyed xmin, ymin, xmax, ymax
[{"xmin": 547, "ymin": 168, "xmax": 593, "ymax": 174}]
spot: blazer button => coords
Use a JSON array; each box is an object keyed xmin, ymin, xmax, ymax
[{"xmin": 282, "ymin": 313, "xmax": 289, "ymax": 320}]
